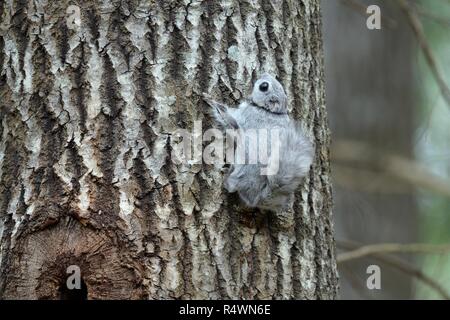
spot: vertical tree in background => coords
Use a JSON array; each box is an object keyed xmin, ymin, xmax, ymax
[
  {"xmin": 0, "ymin": 0, "xmax": 337, "ymax": 299},
  {"xmin": 323, "ymin": 0, "xmax": 418, "ymax": 299}
]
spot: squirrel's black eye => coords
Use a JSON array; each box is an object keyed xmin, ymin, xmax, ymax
[{"xmin": 259, "ymin": 82, "xmax": 269, "ymax": 92}]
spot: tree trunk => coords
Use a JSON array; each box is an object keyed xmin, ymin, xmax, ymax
[
  {"xmin": 322, "ymin": 0, "xmax": 418, "ymax": 299},
  {"xmin": 0, "ymin": 0, "xmax": 337, "ymax": 299}
]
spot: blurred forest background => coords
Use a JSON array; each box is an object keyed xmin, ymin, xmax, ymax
[{"xmin": 322, "ymin": 0, "xmax": 450, "ymax": 299}]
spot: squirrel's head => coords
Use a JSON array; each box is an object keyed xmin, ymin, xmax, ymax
[{"xmin": 250, "ymin": 73, "xmax": 288, "ymax": 114}]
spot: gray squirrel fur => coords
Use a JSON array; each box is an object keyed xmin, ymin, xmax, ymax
[{"xmin": 203, "ymin": 73, "xmax": 314, "ymax": 211}]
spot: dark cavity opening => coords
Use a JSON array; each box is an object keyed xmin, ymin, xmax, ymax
[{"xmin": 59, "ymin": 277, "xmax": 88, "ymax": 300}]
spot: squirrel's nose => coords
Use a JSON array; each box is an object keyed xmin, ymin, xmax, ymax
[{"xmin": 259, "ymin": 82, "xmax": 269, "ymax": 92}]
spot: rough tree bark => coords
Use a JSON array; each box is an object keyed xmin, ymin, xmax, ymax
[{"xmin": 0, "ymin": 0, "xmax": 337, "ymax": 299}]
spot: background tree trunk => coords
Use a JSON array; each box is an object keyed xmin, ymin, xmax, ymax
[
  {"xmin": 0, "ymin": 0, "xmax": 337, "ymax": 299},
  {"xmin": 322, "ymin": 0, "xmax": 418, "ymax": 299}
]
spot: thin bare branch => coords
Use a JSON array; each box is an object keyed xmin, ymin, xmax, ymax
[
  {"xmin": 332, "ymin": 140, "xmax": 450, "ymax": 198},
  {"xmin": 397, "ymin": 0, "xmax": 450, "ymax": 108},
  {"xmin": 338, "ymin": 242, "xmax": 450, "ymax": 263},
  {"xmin": 337, "ymin": 240, "xmax": 450, "ymax": 300},
  {"xmin": 333, "ymin": 164, "xmax": 412, "ymax": 195}
]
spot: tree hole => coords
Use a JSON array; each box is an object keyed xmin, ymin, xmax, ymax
[{"xmin": 59, "ymin": 277, "xmax": 88, "ymax": 300}]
